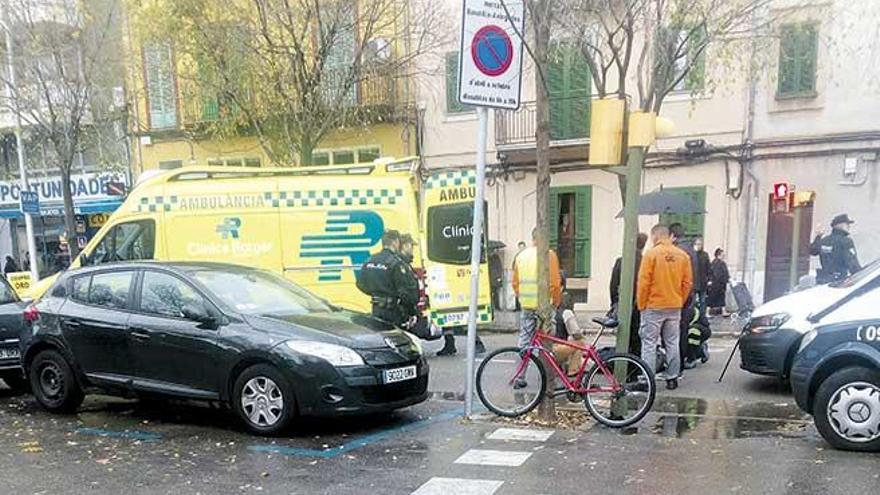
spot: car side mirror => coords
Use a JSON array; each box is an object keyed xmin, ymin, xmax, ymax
[{"xmin": 181, "ymin": 303, "xmax": 218, "ymax": 328}]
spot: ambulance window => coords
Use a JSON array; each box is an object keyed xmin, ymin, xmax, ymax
[
  {"xmin": 333, "ymin": 150, "xmax": 355, "ymax": 165},
  {"xmin": 426, "ymin": 203, "xmax": 487, "ymax": 265},
  {"xmin": 88, "ymin": 220, "xmax": 156, "ymax": 265},
  {"xmin": 311, "ymin": 151, "xmax": 330, "ymax": 166}
]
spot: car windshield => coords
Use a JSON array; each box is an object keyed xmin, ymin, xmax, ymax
[
  {"xmin": 192, "ymin": 269, "xmax": 331, "ymax": 316},
  {"xmin": 830, "ymin": 257, "xmax": 880, "ymax": 289}
]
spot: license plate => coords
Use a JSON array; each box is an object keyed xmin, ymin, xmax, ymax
[
  {"xmin": 383, "ymin": 365, "xmax": 417, "ymax": 384},
  {"xmin": 443, "ymin": 313, "xmax": 467, "ymax": 325},
  {"xmin": 0, "ymin": 348, "xmax": 20, "ymax": 360}
]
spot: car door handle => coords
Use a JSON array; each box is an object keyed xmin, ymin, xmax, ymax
[
  {"xmin": 130, "ymin": 331, "xmax": 151, "ymax": 341},
  {"xmin": 63, "ymin": 319, "xmax": 83, "ymax": 329}
]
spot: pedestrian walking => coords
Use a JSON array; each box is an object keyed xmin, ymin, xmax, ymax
[
  {"xmin": 692, "ymin": 237, "xmax": 711, "ymax": 318},
  {"xmin": 609, "ymin": 232, "xmax": 648, "ymax": 357},
  {"xmin": 3, "ymin": 256, "xmax": 19, "ymax": 275},
  {"xmin": 708, "ymin": 248, "xmax": 730, "ymax": 315},
  {"xmin": 512, "ymin": 229, "xmax": 562, "ymax": 351},
  {"xmin": 669, "ymin": 222, "xmax": 697, "ymax": 374},
  {"xmin": 810, "ymin": 214, "xmax": 861, "ymax": 284},
  {"xmin": 637, "ymin": 224, "xmax": 693, "ymax": 390}
]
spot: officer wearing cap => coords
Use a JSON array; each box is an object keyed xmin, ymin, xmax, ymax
[
  {"xmin": 356, "ymin": 230, "xmax": 417, "ymax": 327},
  {"xmin": 810, "ymin": 214, "xmax": 861, "ymax": 284}
]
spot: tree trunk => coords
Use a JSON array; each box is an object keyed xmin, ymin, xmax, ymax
[
  {"xmin": 299, "ymin": 142, "xmax": 314, "ymax": 167},
  {"xmin": 532, "ymin": 0, "xmax": 556, "ymax": 422},
  {"xmin": 60, "ymin": 168, "xmax": 79, "ymax": 261}
]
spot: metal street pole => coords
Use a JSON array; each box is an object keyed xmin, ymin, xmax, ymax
[
  {"xmin": 1, "ymin": 6, "xmax": 39, "ymax": 282},
  {"xmin": 464, "ymin": 106, "xmax": 488, "ymax": 417},
  {"xmin": 615, "ymin": 146, "xmax": 646, "ymax": 356},
  {"xmin": 789, "ymin": 205, "xmax": 802, "ymax": 290}
]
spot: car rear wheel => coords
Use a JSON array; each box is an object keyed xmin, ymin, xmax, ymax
[
  {"xmin": 0, "ymin": 371, "xmax": 29, "ymax": 394},
  {"xmin": 233, "ymin": 364, "xmax": 295, "ymax": 436},
  {"xmin": 813, "ymin": 366, "xmax": 880, "ymax": 452},
  {"xmin": 28, "ymin": 350, "xmax": 84, "ymax": 413}
]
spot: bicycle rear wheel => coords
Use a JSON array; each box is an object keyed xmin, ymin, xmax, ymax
[
  {"xmin": 476, "ymin": 347, "xmax": 547, "ymax": 417},
  {"xmin": 583, "ymin": 352, "xmax": 655, "ymax": 428}
]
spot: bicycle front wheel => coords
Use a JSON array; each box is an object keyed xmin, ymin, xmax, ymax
[
  {"xmin": 583, "ymin": 353, "xmax": 655, "ymax": 428},
  {"xmin": 476, "ymin": 347, "xmax": 547, "ymax": 418}
]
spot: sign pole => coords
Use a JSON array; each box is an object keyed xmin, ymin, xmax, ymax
[
  {"xmin": 2, "ymin": 9, "xmax": 40, "ymax": 283},
  {"xmin": 465, "ymin": 107, "xmax": 489, "ymax": 417}
]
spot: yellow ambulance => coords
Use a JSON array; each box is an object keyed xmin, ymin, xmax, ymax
[{"xmin": 29, "ymin": 158, "xmax": 493, "ymax": 329}]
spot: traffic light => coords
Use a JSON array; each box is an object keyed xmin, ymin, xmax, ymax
[{"xmin": 772, "ymin": 182, "xmax": 790, "ymax": 213}]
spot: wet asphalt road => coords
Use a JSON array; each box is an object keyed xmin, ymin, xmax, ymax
[{"xmin": 0, "ymin": 334, "xmax": 878, "ymax": 494}]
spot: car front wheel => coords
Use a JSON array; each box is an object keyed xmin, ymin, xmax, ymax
[
  {"xmin": 813, "ymin": 366, "xmax": 880, "ymax": 452},
  {"xmin": 233, "ymin": 364, "xmax": 295, "ymax": 436},
  {"xmin": 28, "ymin": 350, "xmax": 84, "ymax": 413}
]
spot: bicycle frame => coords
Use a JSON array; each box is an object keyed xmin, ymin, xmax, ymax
[{"xmin": 514, "ymin": 330, "xmax": 623, "ymax": 395}]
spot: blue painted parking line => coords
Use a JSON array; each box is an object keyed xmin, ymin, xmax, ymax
[
  {"xmin": 248, "ymin": 409, "xmax": 462, "ymax": 458},
  {"xmin": 75, "ymin": 427, "xmax": 163, "ymax": 442}
]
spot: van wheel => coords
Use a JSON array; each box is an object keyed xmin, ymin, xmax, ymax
[
  {"xmin": 233, "ymin": 364, "xmax": 295, "ymax": 436},
  {"xmin": 813, "ymin": 366, "xmax": 880, "ymax": 452},
  {"xmin": 0, "ymin": 371, "xmax": 29, "ymax": 394},
  {"xmin": 29, "ymin": 350, "xmax": 84, "ymax": 413}
]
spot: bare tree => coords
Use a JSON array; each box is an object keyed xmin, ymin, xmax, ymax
[
  {"xmin": 130, "ymin": 0, "xmax": 447, "ymax": 166},
  {"xmin": 0, "ymin": 0, "xmax": 127, "ymax": 258}
]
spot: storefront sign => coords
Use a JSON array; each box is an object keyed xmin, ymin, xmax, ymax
[
  {"xmin": 0, "ymin": 172, "xmax": 129, "ymax": 209},
  {"xmin": 88, "ymin": 213, "xmax": 110, "ymax": 228},
  {"xmin": 7, "ymin": 271, "xmax": 32, "ymax": 296}
]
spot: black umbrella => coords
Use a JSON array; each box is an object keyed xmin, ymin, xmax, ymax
[
  {"xmin": 488, "ymin": 240, "xmax": 506, "ymax": 251},
  {"xmin": 616, "ymin": 189, "xmax": 705, "ymax": 218}
]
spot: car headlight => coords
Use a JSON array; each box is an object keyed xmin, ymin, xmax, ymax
[
  {"xmin": 748, "ymin": 313, "xmax": 791, "ymax": 334},
  {"xmin": 285, "ymin": 341, "xmax": 365, "ymax": 367},
  {"xmin": 798, "ymin": 329, "xmax": 818, "ymax": 353}
]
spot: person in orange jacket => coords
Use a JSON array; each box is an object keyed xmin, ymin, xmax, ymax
[
  {"xmin": 513, "ymin": 229, "xmax": 563, "ymax": 351},
  {"xmin": 637, "ymin": 224, "xmax": 693, "ymax": 390}
]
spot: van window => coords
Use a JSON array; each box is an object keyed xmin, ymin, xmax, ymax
[
  {"xmin": 426, "ymin": 203, "xmax": 487, "ymax": 265},
  {"xmin": 87, "ymin": 220, "xmax": 156, "ymax": 265}
]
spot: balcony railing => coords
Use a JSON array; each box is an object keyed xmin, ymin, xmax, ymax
[
  {"xmin": 180, "ymin": 69, "xmax": 413, "ymax": 128},
  {"xmin": 495, "ymin": 95, "xmax": 591, "ymax": 147}
]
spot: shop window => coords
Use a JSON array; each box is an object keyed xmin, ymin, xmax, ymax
[
  {"xmin": 87, "ymin": 220, "xmax": 156, "ymax": 266},
  {"xmin": 550, "ymin": 186, "xmax": 592, "ymax": 277},
  {"xmin": 659, "ymin": 186, "xmax": 706, "ymax": 239}
]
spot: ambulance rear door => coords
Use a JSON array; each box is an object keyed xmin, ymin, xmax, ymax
[{"xmin": 421, "ymin": 169, "xmax": 493, "ymax": 329}]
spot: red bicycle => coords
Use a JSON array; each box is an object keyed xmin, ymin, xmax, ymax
[{"xmin": 476, "ymin": 317, "xmax": 656, "ymax": 427}]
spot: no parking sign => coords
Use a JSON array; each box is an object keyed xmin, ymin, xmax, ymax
[{"xmin": 457, "ymin": 0, "xmax": 525, "ymax": 110}]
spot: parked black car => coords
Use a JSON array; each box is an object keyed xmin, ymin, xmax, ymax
[
  {"xmin": 792, "ymin": 318, "xmax": 880, "ymax": 452},
  {"xmin": 21, "ymin": 262, "xmax": 428, "ymax": 435},
  {"xmin": 0, "ymin": 275, "xmax": 27, "ymax": 391}
]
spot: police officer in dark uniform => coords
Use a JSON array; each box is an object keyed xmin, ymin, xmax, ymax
[
  {"xmin": 810, "ymin": 214, "xmax": 861, "ymax": 284},
  {"xmin": 356, "ymin": 230, "xmax": 415, "ymax": 327}
]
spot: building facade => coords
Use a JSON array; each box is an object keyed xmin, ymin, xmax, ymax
[{"xmin": 418, "ymin": 0, "xmax": 880, "ymax": 310}]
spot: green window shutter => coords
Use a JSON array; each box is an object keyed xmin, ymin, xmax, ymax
[
  {"xmin": 574, "ymin": 186, "xmax": 592, "ymax": 277},
  {"xmin": 446, "ymin": 52, "xmax": 470, "ymax": 114},
  {"xmin": 144, "ymin": 43, "xmax": 178, "ymax": 129},
  {"xmin": 548, "ymin": 44, "xmax": 590, "ymax": 140},
  {"xmin": 686, "ymin": 26, "xmax": 707, "ymax": 91},
  {"xmin": 659, "ymin": 186, "xmax": 706, "ymax": 239},
  {"xmin": 549, "ymin": 189, "xmax": 560, "ymax": 249},
  {"xmin": 778, "ymin": 23, "xmax": 818, "ymax": 97}
]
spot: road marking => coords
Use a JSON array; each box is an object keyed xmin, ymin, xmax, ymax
[
  {"xmin": 412, "ymin": 477, "xmax": 503, "ymax": 495},
  {"xmin": 249, "ymin": 409, "xmax": 460, "ymax": 458},
  {"xmin": 487, "ymin": 427, "xmax": 553, "ymax": 442},
  {"xmin": 454, "ymin": 449, "xmax": 532, "ymax": 467},
  {"xmin": 75, "ymin": 428, "xmax": 162, "ymax": 442}
]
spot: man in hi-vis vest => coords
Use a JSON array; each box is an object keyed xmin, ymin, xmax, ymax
[{"xmin": 512, "ymin": 229, "xmax": 563, "ymax": 351}]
